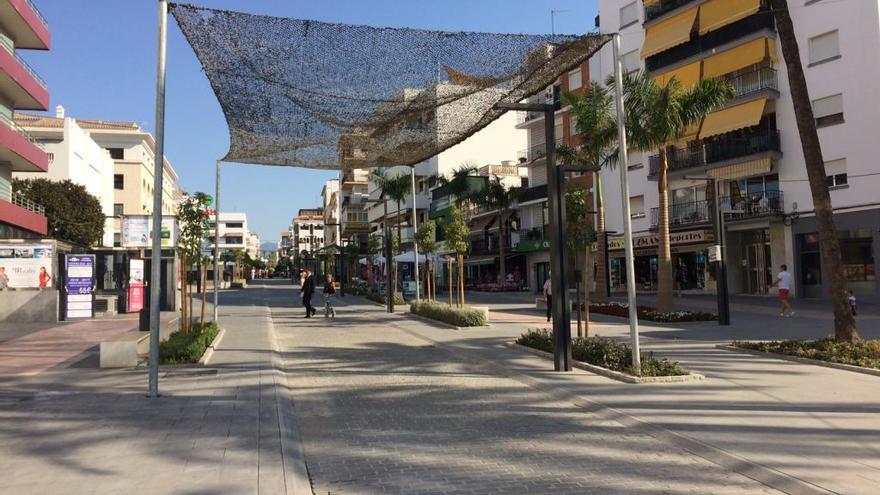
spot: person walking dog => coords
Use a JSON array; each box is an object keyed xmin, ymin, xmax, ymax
[{"xmin": 301, "ymin": 269, "xmax": 316, "ymax": 318}]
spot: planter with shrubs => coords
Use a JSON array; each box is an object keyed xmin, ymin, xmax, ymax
[
  {"xmin": 409, "ymin": 300, "xmax": 488, "ymax": 328},
  {"xmin": 512, "ymin": 328, "xmax": 701, "ymax": 383},
  {"xmin": 365, "ymin": 290, "xmax": 405, "ymax": 306},
  {"xmin": 588, "ymin": 302, "xmax": 716, "ymax": 323},
  {"xmin": 727, "ymin": 338, "xmax": 880, "ymax": 374},
  {"xmin": 159, "ymin": 321, "xmax": 221, "ymax": 365}
]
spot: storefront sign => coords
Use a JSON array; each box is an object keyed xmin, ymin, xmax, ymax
[
  {"xmin": 65, "ymin": 255, "xmax": 95, "ymax": 319},
  {"xmin": 128, "ymin": 258, "xmax": 145, "ymax": 313},
  {"xmin": 0, "ymin": 244, "xmax": 54, "ymax": 289},
  {"xmin": 516, "ymin": 239, "xmax": 550, "ymax": 252},
  {"xmin": 708, "ymin": 245, "xmax": 722, "ymax": 263},
  {"xmin": 121, "ymin": 216, "xmax": 176, "ymax": 248},
  {"xmin": 608, "ymin": 229, "xmax": 714, "ymax": 251}
]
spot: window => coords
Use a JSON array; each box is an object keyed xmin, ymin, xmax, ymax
[
  {"xmin": 47, "ymin": 152, "xmax": 54, "ymax": 164},
  {"xmin": 114, "ymin": 174, "xmax": 124, "ymax": 190},
  {"xmin": 808, "ymin": 30, "xmax": 840, "ymax": 65},
  {"xmin": 113, "ymin": 233, "xmax": 121, "ymax": 248},
  {"xmin": 568, "ymin": 69, "xmax": 582, "ymax": 90},
  {"xmin": 621, "ymin": 49, "xmax": 640, "ymax": 75},
  {"xmin": 839, "ymin": 229, "xmax": 875, "ymax": 282},
  {"xmin": 825, "ymin": 158, "xmax": 847, "ymax": 188},
  {"xmin": 619, "ymin": 1, "xmax": 638, "ymax": 28},
  {"xmin": 107, "ymin": 147, "xmax": 125, "ymax": 160},
  {"xmin": 627, "ymin": 162, "xmax": 644, "ymax": 171},
  {"xmin": 225, "ymin": 222, "xmax": 244, "ymax": 229},
  {"xmin": 113, "ymin": 203, "xmax": 124, "ymax": 217},
  {"xmin": 813, "ymin": 93, "xmax": 844, "ymax": 127},
  {"xmin": 629, "ymin": 195, "xmax": 645, "ymax": 218}
]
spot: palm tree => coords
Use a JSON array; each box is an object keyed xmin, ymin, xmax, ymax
[
  {"xmin": 473, "ymin": 176, "xmax": 521, "ymax": 283},
  {"xmin": 615, "ymin": 71, "xmax": 734, "ymax": 312},
  {"xmin": 438, "ymin": 164, "xmax": 479, "ymax": 209},
  {"xmin": 370, "ymin": 169, "xmax": 410, "ymax": 254},
  {"xmin": 557, "ymin": 83, "xmax": 618, "ymax": 304},
  {"xmin": 769, "ymin": 0, "xmax": 859, "ymax": 342}
]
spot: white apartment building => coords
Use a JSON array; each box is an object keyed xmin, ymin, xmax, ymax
[
  {"xmin": 246, "ymin": 232, "xmax": 260, "ymax": 259},
  {"xmin": 205, "ymin": 212, "xmax": 249, "ymax": 258},
  {"xmin": 594, "ymin": 0, "xmax": 880, "ymax": 298},
  {"xmin": 321, "ymin": 179, "xmax": 340, "ymax": 247},
  {"xmin": 367, "ymin": 108, "xmax": 526, "ymax": 250},
  {"xmin": 15, "ymin": 106, "xmax": 115, "ymax": 247},
  {"xmin": 291, "ymin": 208, "xmax": 324, "ymax": 256}
]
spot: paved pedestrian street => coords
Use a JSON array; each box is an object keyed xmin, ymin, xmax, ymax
[{"xmin": 2, "ymin": 281, "xmax": 878, "ymax": 494}]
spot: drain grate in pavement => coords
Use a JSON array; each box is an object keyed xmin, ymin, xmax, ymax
[{"xmin": 161, "ymin": 369, "xmax": 219, "ymax": 378}]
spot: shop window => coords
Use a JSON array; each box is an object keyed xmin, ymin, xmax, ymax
[
  {"xmin": 798, "ymin": 233, "xmax": 822, "ymax": 287},
  {"xmin": 839, "ymin": 230, "xmax": 875, "ymax": 282}
]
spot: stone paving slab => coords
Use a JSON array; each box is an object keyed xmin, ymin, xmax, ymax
[{"xmin": 274, "ymin": 296, "xmax": 784, "ymax": 495}]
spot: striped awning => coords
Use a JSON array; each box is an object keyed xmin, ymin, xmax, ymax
[{"xmin": 707, "ymin": 158, "xmax": 773, "ymax": 180}]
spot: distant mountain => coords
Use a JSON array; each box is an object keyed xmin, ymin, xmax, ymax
[{"xmin": 261, "ymin": 241, "xmax": 279, "ymax": 251}]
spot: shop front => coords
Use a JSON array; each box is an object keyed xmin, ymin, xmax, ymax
[
  {"xmin": 792, "ymin": 209, "xmax": 878, "ymax": 298},
  {"xmin": 608, "ymin": 229, "xmax": 715, "ymax": 294}
]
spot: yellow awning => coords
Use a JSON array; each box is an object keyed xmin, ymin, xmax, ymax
[
  {"xmin": 703, "ymin": 37, "xmax": 771, "ymax": 79},
  {"xmin": 653, "ymin": 61, "xmax": 701, "ymax": 88},
  {"xmin": 699, "ymin": 0, "xmax": 761, "ymax": 35},
  {"xmin": 707, "ymin": 158, "xmax": 773, "ymax": 180},
  {"xmin": 699, "ymin": 98, "xmax": 767, "ymax": 139},
  {"xmin": 641, "ymin": 7, "xmax": 698, "ymax": 59}
]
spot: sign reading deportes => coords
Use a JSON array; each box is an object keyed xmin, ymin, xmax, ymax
[
  {"xmin": 0, "ymin": 244, "xmax": 54, "ymax": 289},
  {"xmin": 607, "ymin": 229, "xmax": 715, "ymax": 251}
]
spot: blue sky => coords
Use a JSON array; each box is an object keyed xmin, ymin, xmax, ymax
[{"xmin": 24, "ymin": 0, "xmax": 598, "ymax": 243}]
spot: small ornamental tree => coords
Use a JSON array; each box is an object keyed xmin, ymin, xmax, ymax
[
  {"xmin": 176, "ymin": 192, "xmax": 212, "ymax": 332},
  {"xmin": 416, "ymin": 219, "xmax": 437, "ymax": 300},
  {"xmin": 566, "ymin": 184, "xmax": 597, "ymax": 337},
  {"xmin": 442, "ymin": 206, "xmax": 469, "ymax": 307},
  {"xmin": 12, "ymin": 178, "xmax": 104, "ymax": 246}
]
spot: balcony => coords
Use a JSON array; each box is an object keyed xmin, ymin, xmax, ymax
[
  {"xmin": 519, "ymin": 137, "xmax": 564, "ymax": 163},
  {"xmin": 650, "ymin": 200, "xmax": 712, "ymax": 230},
  {"xmin": 644, "ymin": 0, "xmax": 697, "ymax": 22},
  {"xmin": 648, "ymin": 129, "xmax": 780, "ymax": 178},
  {"xmin": 726, "ymin": 68, "xmax": 778, "ymax": 98},
  {"xmin": 0, "ymin": 117, "xmax": 48, "ymax": 171},
  {"xmin": 645, "ymin": 11, "xmax": 776, "ymax": 73},
  {"xmin": 518, "ymin": 184, "xmax": 548, "ymax": 204},
  {"xmin": 0, "ymin": 47, "xmax": 49, "ymax": 110},
  {"xmin": 341, "ymin": 220, "xmax": 370, "ymax": 235},
  {"xmin": 0, "ymin": 192, "xmax": 47, "ymax": 235},
  {"xmin": 649, "ymin": 190, "xmax": 784, "ymax": 229},
  {"xmin": 470, "ymin": 233, "xmax": 513, "ymax": 255},
  {"xmin": 0, "ymin": 0, "xmax": 51, "ymax": 49}
]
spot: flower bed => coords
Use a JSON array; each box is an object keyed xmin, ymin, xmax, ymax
[
  {"xmin": 733, "ymin": 338, "xmax": 880, "ymax": 370},
  {"xmin": 159, "ymin": 322, "xmax": 220, "ymax": 364},
  {"xmin": 515, "ymin": 328, "xmax": 689, "ymax": 377},
  {"xmin": 588, "ymin": 302, "xmax": 716, "ymax": 322},
  {"xmin": 410, "ymin": 300, "xmax": 487, "ymax": 327}
]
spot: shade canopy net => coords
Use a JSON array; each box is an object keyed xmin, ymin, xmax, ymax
[{"xmin": 169, "ymin": 3, "xmax": 611, "ymax": 170}]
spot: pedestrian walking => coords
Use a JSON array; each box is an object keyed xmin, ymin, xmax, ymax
[
  {"xmin": 772, "ymin": 264, "xmax": 794, "ymax": 317},
  {"xmin": 543, "ymin": 274, "xmax": 552, "ymax": 322},
  {"xmin": 323, "ymin": 274, "xmax": 336, "ymax": 319},
  {"xmin": 0, "ymin": 266, "xmax": 8, "ymax": 290},
  {"xmin": 848, "ymin": 290, "xmax": 858, "ymax": 316},
  {"xmin": 301, "ymin": 269, "xmax": 316, "ymax": 318}
]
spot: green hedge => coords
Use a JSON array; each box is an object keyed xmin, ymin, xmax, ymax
[
  {"xmin": 515, "ymin": 328, "xmax": 688, "ymax": 377},
  {"xmin": 410, "ymin": 301, "xmax": 487, "ymax": 327},
  {"xmin": 159, "ymin": 321, "xmax": 220, "ymax": 364},
  {"xmin": 365, "ymin": 290, "xmax": 405, "ymax": 306},
  {"xmin": 734, "ymin": 338, "xmax": 880, "ymax": 369}
]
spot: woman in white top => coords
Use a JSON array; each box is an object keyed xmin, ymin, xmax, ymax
[
  {"xmin": 772, "ymin": 264, "xmax": 794, "ymax": 317},
  {"xmin": 543, "ymin": 275, "xmax": 552, "ymax": 322}
]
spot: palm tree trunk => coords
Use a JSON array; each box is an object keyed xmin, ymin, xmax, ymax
[
  {"xmin": 584, "ymin": 241, "xmax": 591, "ymax": 337},
  {"xmin": 594, "ymin": 172, "xmax": 608, "ymax": 303},
  {"xmin": 498, "ymin": 210, "xmax": 506, "ymax": 284},
  {"xmin": 771, "ymin": 0, "xmax": 859, "ymax": 342},
  {"xmin": 656, "ymin": 148, "xmax": 674, "ymax": 312}
]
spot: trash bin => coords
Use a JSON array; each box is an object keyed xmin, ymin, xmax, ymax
[{"xmin": 139, "ymin": 308, "xmax": 149, "ymax": 331}]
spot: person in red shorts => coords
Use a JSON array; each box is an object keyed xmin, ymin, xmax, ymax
[{"xmin": 772, "ymin": 264, "xmax": 794, "ymax": 317}]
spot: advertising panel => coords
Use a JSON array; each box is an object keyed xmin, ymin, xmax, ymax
[
  {"xmin": 121, "ymin": 216, "xmax": 176, "ymax": 248},
  {"xmin": 65, "ymin": 255, "xmax": 95, "ymax": 319},
  {"xmin": 0, "ymin": 244, "xmax": 54, "ymax": 289},
  {"xmin": 128, "ymin": 258, "xmax": 145, "ymax": 313}
]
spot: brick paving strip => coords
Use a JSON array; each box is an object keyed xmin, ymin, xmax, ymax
[{"xmin": 275, "ymin": 296, "xmax": 799, "ymax": 495}]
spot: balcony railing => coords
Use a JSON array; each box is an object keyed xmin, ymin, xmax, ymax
[
  {"xmin": 644, "ymin": 0, "xmax": 697, "ymax": 22},
  {"xmin": 0, "ymin": 116, "xmax": 44, "ymax": 150},
  {"xmin": 11, "ymin": 191, "xmax": 45, "ymax": 216},
  {"xmin": 648, "ymin": 130, "xmax": 780, "ymax": 178},
  {"xmin": 11, "ymin": 50, "xmax": 48, "ymax": 91},
  {"xmin": 520, "ymin": 137, "xmax": 564, "ymax": 163},
  {"xmin": 650, "ymin": 200, "xmax": 712, "ymax": 229},
  {"xmin": 470, "ymin": 233, "xmax": 513, "ymax": 255},
  {"xmin": 645, "ymin": 11, "xmax": 775, "ymax": 72},
  {"xmin": 23, "ymin": 0, "xmax": 49, "ymax": 30},
  {"xmin": 518, "ymin": 184, "xmax": 548, "ymax": 203},
  {"xmin": 726, "ymin": 68, "xmax": 778, "ymax": 98},
  {"xmin": 650, "ymin": 190, "xmax": 784, "ymax": 228}
]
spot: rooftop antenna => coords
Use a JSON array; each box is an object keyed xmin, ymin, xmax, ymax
[{"xmin": 551, "ymin": 9, "xmax": 570, "ymax": 35}]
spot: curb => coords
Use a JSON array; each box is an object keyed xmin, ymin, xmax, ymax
[
  {"xmin": 198, "ymin": 327, "xmax": 226, "ymax": 366},
  {"xmin": 716, "ymin": 344, "xmax": 880, "ymax": 377},
  {"xmin": 503, "ymin": 342, "xmax": 705, "ymax": 384},
  {"xmin": 267, "ymin": 311, "xmax": 313, "ymax": 495}
]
